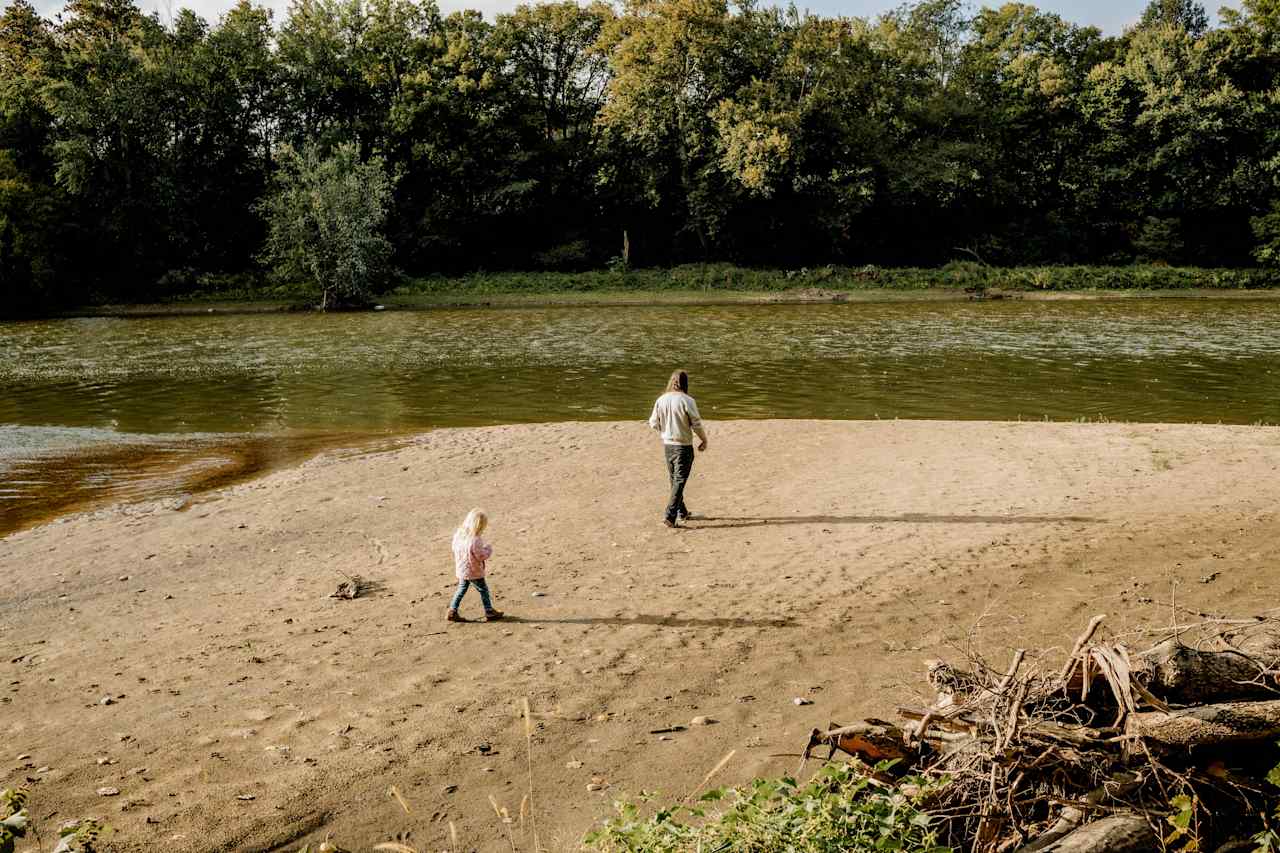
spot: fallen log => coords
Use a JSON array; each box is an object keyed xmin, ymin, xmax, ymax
[
  {"xmin": 1130, "ymin": 698, "xmax": 1280, "ymax": 746},
  {"xmin": 802, "ymin": 722, "xmax": 916, "ymax": 766},
  {"xmin": 1130, "ymin": 638, "xmax": 1280, "ymax": 704},
  {"xmin": 1018, "ymin": 813, "xmax": 1156, "ymax": 853},
  {"xmin": 1011, "ymin": 774, "xmax": 1143, "ymax": 852}
]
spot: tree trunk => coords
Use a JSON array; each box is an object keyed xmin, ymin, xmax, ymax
[
  {"xmin": 1130, "ymin": 698, "xmax": 1280, "ymax": 746},
  {"xmin": 1018, "ymin": 814, "xmax": 1157, "ymax": 853},
  {"xmin": 1131, "ymin": 638, "xmax": 1280, "ymax": 704}
]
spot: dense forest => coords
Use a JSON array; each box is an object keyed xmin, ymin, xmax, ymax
[{"xmin": 1, "ymin": 0, "xmax": 1279, "ymax": 310}]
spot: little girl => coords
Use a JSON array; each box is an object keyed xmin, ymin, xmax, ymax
[{"xmin": 448, "ymin": 508, "xmax": 504, "ymax": 622}]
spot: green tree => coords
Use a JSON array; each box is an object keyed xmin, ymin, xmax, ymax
[
  {"xmin": 493, "ymin": 1, "xmax": 613, "ymax": 267},
  {"xmin": 497, "ymin": 1, "xmax": 611, "ymax": 144},
  {"xmin": 959, "ymin": 3, "xmax": 1104, "ymax": 261},
  {"xmin": 596, "ymin": 0, "xmax": 742, "ymax": 256},
  {"xmin": 258, "ymin": 141, "xmax": 394, "ymax": 308},
  {"xmin": 389, "ymin": 9, "xmax": 536, "ymax": 269},
  {"xmin": 1079, "ymin": 21, "xmax": 1258, "ymax": 262},
  {"xmin": 173, "ymin": 1, "xmax": 279, "ymax": 274},
  {"xmin": 703, "ymin": 10, "xmax": 889, "ymax": 261},
  {"xmin": 0, "ymin": 0, "xmax": 66, "ymax": 311},
  {"xmin": 276, "ymin": 0, "xmax": 435, "ymax": 156},
  {"xmin": 42, "ymin": 0, "xmax": 180, "ymax": 291},
  {"xmin": 1138, "ymin": 0, "xmax": 1209, "ymax": 36}
]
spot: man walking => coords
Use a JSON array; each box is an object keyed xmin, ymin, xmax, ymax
[{"xmin": 648, "ymin": 369, "xmax": 708, "ymax": 528}]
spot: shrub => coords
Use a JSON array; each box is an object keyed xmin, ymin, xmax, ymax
[
  {"xmin": 534, "ymin": 239, "xmax": 593, "ymax": 271},
  {"xmin": 0, "ymin": 786, "xmax": 104, "ymax": 853},
  {"xmin": 1252, "ymin": 202, "xmax": 1280, "ymax": 268},
  {"xmin": 584, "ymin": 762, "xmax": 952, "ymax": 853},
  {"xmin": 1253, "ymin": 745, "xmax": 1280, "ymax": 851},
  {"xmin": 940, "ymin": 260, "xmax": 986, "ymax": 287},
  {"xmin": 1, "ymin": 786, "xmax": 28, "ymax": 853}
]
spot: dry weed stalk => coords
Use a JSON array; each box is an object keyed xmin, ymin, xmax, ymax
[
  {"xmin": 683, "ymin": 750, "xmax": 737, "ymax": 802},
  {"xmin": 521, "ymin": 696, "xmax": 542, "ymax": 853}
]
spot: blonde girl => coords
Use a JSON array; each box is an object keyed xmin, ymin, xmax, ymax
[{"xmin": 448, "ymin": 508, "xmax": 504, "ymax": 622}]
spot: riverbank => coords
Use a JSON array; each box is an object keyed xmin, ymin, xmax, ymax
[
  {"xmin": 4, "ymin": 420, "xmax": 1279, "ymax": 851},
  {"xmin": 30, "ymin": 263, "xmax": 1280, "ymax": 318}
]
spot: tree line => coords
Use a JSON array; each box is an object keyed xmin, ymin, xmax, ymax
[{"xmin": 2, "ymin": 0, "xmax": 1279, "ymax": 310}]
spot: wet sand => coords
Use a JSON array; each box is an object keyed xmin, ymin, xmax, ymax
[
  {"xmin": 3, "ymin": 420, "xmax": 1280, "ymax": 851},
  {"xmin": 0, "ymin": 432, "xmax": 383, "ymax": 538}
]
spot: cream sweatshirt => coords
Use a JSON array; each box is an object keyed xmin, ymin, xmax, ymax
[{"xmin": 648, "ymin": 391, "xmax": 708, "ymax": 446}]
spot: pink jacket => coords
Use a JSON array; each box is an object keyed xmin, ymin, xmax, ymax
[{"xmin": 453, "ymin": 535, "xmax": 492, "ymax": 581}]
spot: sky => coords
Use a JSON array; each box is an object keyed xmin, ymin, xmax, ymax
[{"xmin": 16, "ymin": 0, "xmax": 1243, "ymax": 37}]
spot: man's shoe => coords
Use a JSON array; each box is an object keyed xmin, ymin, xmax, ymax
[
  {"xmin": 447, "ymin": 609, "xmax": 465, "ymax": 622},
  {"xmin": 485, "ymin": 609, "xmax": 506, "ymax": 621},
  {"xmin": 678, "ymin": 510, "xmax": 696, "ymax": 521},
  {"xmin": 663, "ymin": 518, "xmax": 679, "ymax": 528}
]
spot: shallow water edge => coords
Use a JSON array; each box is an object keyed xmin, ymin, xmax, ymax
[{"xmin": 41, "ymin": 285, "xmax": 1280, "ymax": 320}]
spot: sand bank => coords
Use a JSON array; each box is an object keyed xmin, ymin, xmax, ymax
[{"xmin": 3, "ymin": 420, "xmax": 1279, "ymax": 851}]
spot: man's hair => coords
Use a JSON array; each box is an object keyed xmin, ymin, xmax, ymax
[{"xmin": 665, "ymin": 370, "xmax": 689, "ymax": 393}]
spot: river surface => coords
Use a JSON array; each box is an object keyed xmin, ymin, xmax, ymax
[{"xmin": 4, "ymin": 300, "xmax": 1280, "ymax": 535}]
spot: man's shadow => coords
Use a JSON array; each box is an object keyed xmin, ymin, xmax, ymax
[
  {"xmin": 503, "ymin": 614, "xmax": 795, "ymax": 629},
  {"xmin": 684, "ymin": 513, "xmax": 1102, "ymax": 530}
]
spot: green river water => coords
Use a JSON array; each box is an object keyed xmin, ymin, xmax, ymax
[{"xmin": 3, "ymin": 300, "xmax": 1280, "ymax": 535}]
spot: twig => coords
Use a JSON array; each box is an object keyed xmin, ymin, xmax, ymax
[
  {"xmin": 1059, "ymin": 614, "xmax": 1106, "ymax": 683},
  {"xmin": 997, "ymin": 681, "xmax": 1029, "ymax": 753},
  {"xmin": 996, "ymin": 649, "xmax": 1027, "ymax": 694}
]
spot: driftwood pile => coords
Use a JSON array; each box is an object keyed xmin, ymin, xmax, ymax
[{"xmin": 802, "ymin": 614, "xmax": 1280, "ymax": 852}]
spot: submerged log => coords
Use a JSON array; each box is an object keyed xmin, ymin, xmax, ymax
[
  {"xmin": 1131, "ymin": 638, "xmax": 1280, "ymax": 704},
  {"xmin": 1019, "ymin": 814, "xmax": 1157, "ymax": 853},
  {"xmin": 1131, "ymin": 698, "xmax": 1280, "ymax": 746}
]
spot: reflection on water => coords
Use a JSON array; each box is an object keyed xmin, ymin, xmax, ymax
[{"xmin": 3, "ymin": 300, "xmax": 1280, "ymax": 535}]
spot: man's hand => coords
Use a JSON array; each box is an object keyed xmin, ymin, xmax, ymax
[{"xmin": 697, "ymin": 439, "xmax": 708, "ymax": 452}]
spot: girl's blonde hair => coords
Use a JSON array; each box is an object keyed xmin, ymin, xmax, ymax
[{"xmin": 453, "ymin": 508, "xmax": 488, "ymax": 548}]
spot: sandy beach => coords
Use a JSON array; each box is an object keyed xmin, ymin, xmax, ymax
[{"xmin": 4, "ymin": 419, "xmax": 1280, "ymax": 852}]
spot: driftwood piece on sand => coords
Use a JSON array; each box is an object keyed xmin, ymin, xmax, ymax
[
  {"xmin": 1018, "ymin": 813, "xmax": 1156, "ymax": 853},
  {"xmin": 1129, "ymin": 698, "xmax": 1280, "ymax": 746},
  {"xmin": 330, "ymin": 576, "xmax": 362, "ymax": 600},
  {"xmin": 1129, "ymin": 637, "xmax": 1280, "ymax": 704}
]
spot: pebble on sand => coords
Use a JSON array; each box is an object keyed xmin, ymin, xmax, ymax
[{"xmin": 793, "ymin": 697, "xmax": 814, "ymax": 706}]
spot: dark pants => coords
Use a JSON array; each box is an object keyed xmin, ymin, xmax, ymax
[{"xmin": 664, "ymin": 444, "xmax": 695, "ymax": 522}]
